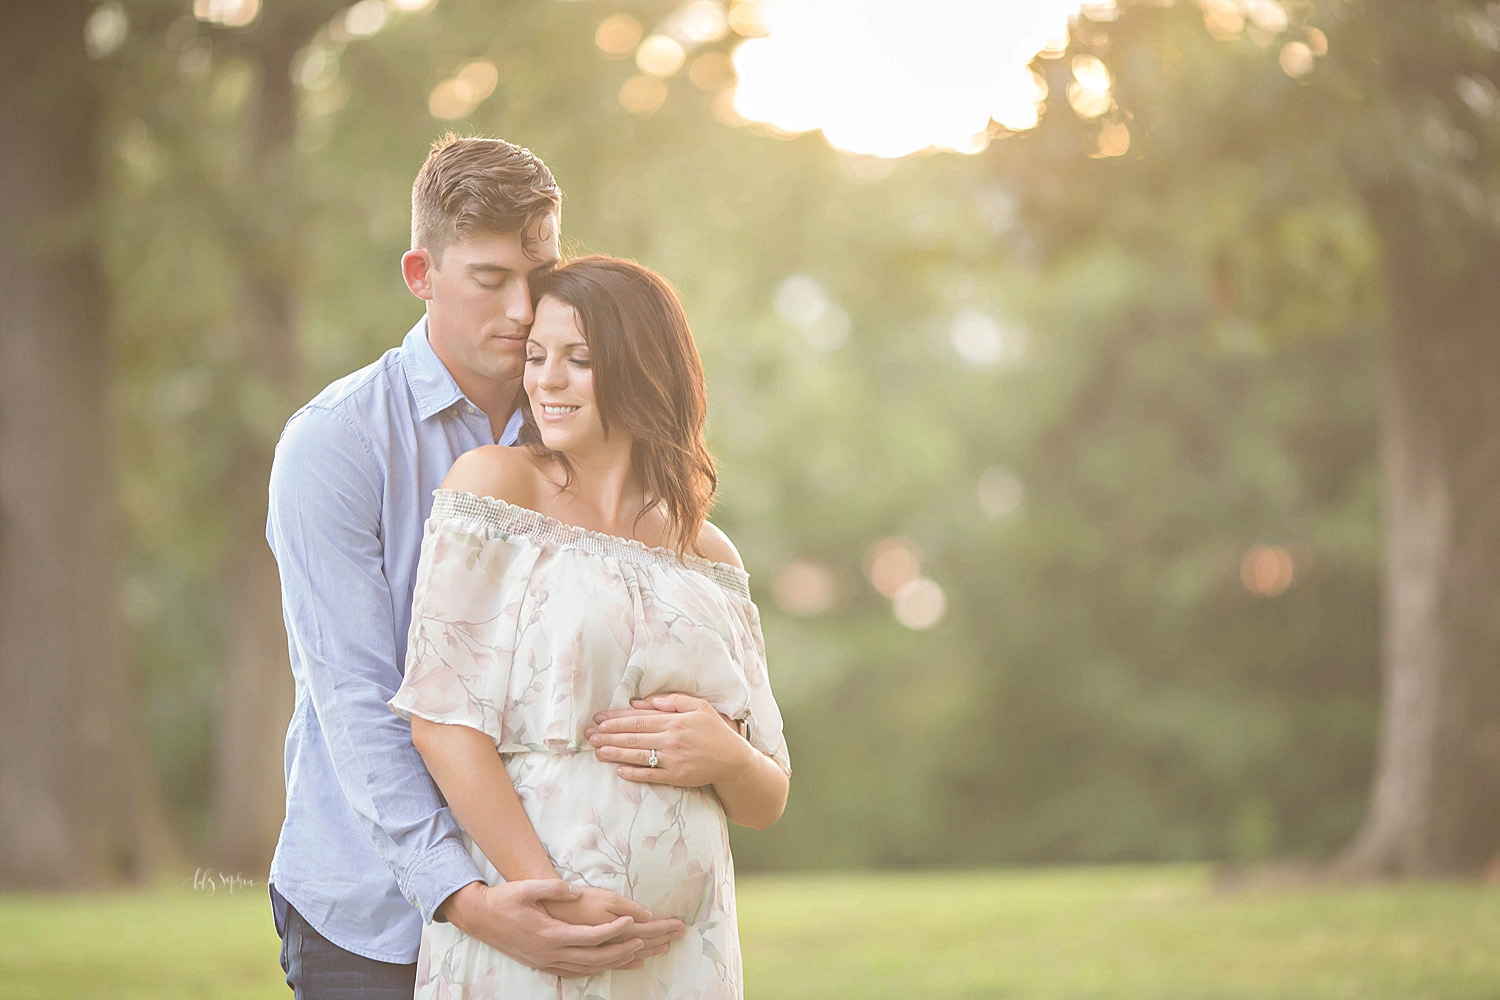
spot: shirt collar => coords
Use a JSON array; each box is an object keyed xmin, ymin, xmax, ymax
[
  {"xmin": 402, "ymin": 315, "xmax": 467, "ymax": 421},
  {"xmin": 402, "ymin": 316, "xmax": 527, "ymax": 444},
  {"xmin": 497, "ymin": 406, "xmax": 525, "ymax": 446}
]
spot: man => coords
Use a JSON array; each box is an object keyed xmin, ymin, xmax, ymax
[{"xmin": 266, "ymin": 135, "xmax": 754, "ymax": 997}]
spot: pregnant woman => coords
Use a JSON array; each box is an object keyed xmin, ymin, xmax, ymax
[{"xmin": 389, "ymin": 256, "xmax": 791, "ymax": 999}]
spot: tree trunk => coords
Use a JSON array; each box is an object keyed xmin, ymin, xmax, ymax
[
  {"xmin": 208, "ymin": 24, "xmax": 314, "ymax": 874},
  {"xmin": 0, "ymin": 0, "xmax": 171, "ymax": 887},
  {"xmin": 1336, "ymin": 182, "xmax": 1500, "ymax": 876}
]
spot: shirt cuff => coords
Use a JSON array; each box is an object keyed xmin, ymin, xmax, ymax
[{"xmin": 402, "ymin": 838, "xmax": 483, "ymax": 925}]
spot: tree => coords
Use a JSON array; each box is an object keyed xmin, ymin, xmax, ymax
[
  {"xmin": 0, "ymin": 0, "xmax": 170, "ymax": 887},
  {"xmin": 78, "ymin": 0, "xmax": 1498, "ymax": 879},
  {"xmin": 1017, "ymin": 0, "xmax": 1500, "ymax": 875},
  {"xmin": 1330, "ymin": 0, "xmax": 1500, "ymax": 875}
]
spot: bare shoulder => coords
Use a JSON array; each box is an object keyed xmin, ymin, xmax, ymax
[
  {"xmin": 694, "ymin": 520, "xmax": 744, "ymax": 569},
  {"xmin": 440, "ymin": 445, "xmax": 543, "ymax": 508}
]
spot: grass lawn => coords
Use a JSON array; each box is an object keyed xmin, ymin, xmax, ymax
[{"xmin": 1, "ymin": 865, "xmax": 1497, "ymax": 999}]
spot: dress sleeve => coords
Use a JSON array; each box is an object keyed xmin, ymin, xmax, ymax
[
  {"xmin": 729, "ymin": 595, "xmax": 792, "ymax": 775},
  {"xmin": 389, "ymin": 515, "xmax": 538, "ymax": 748}
]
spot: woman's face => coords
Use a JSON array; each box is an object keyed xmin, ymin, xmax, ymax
[{"xmin": 524, "ymin": 295, "xmax": 606, "ymax": 455}]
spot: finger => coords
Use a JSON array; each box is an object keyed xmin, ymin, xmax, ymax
[
  {"xmin": 592, "ymin": 708, "xmax": 657, "ymax": 723},
  {"xmin": 590, "ymin": 733, "xmax": 658, "ymax": 753},
  {"xmin": 609, "ymin": 897, "xmax": 654, "ymax": 923},
  {"xmin": 616, "ymin": 764, "xmax": 677, "ymax": 784},
  {"xmin": 591, "ymin": 743, "xmax": 657, "ymax": 767},
  {"xmin": 540, "ymin": 964, "xmax": 588, "ymax": 977},
  {"xmin": 633, "ymin": 693, "xmax": 705, "ymax": 713},
  {"xmin": 596, "ymin": 714, "xmax": 671, "ymax": 735},
  {"xmin": 632, "ymin": 918, "xmax": 687, "ymax": 944},
  {"xmin": 542, "ymin": 961, "xmax": 608, "ymax": 977},
  {"xmin": 549, "ymin": 914, "xmax": 637, "ymax": 947},
  {"xmin": 542, "ymin": 953, "xmax": 645, "ymax": 977},
  {"xmin": 553, "ymin": 937, "xmax": 644, "ymax": 970}
]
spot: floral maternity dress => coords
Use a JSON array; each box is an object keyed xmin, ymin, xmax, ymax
[{"xmin": 389, "ymin": 489, "xmax": 790, "ymax": 1000}]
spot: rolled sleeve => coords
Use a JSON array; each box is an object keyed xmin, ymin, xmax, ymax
[
  {"xmin": 268, "ymin": 404, "xmax": 481, "ymax": 922},
  {"xmin": 403, "ymin": 837, "xmax": 485, "ymax": 924}
]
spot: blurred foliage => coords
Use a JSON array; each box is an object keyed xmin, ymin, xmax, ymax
[{"xmin": 94, "ymin": 0, "xmax": 1416, "ymax": 867}]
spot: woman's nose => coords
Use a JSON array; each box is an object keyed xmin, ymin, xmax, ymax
[{"xmin": 539, "ymin": 359, "xmax": 568, "ymax": 389}]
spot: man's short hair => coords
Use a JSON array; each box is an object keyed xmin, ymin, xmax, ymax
[{"xmin": 411, "ymin": 134, "xmax": 561, "ymax": 264}]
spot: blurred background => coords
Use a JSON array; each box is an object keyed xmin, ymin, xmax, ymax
[{"xmin": 4, "ymin": 0, "xmax": 1500, "ymax": 904}]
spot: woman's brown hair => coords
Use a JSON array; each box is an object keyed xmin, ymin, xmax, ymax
[{"xmin": 523, "ymin": 256, "xmax": 717, "ymax": 556}]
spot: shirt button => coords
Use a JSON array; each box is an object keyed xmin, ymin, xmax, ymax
[{"xmin": 465, "ymin": 404, "xmax": 476, "ymax": 414}]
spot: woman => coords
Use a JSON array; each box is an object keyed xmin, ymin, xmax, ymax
[{"xmin": 388, "ymin": 256, "xmax": 791, "ymax": 999}]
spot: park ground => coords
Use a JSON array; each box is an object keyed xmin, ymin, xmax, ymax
[{"xmin": 1, "ymin": 865, "xmax": 1497, "ymax": 999}]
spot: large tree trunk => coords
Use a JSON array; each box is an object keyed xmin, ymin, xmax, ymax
[
  {"xmin": 208, "ymin": 15, "xmax": 330, "ymax": 873},
  {"xmin": 1336, "ymin": 182, "xmax": 1500, "ymax": 876},
  {"xmin": 0, "ymin": 0, "xmax": 171, "ymax": 887}
]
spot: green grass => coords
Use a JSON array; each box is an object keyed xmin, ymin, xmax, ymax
[{"xmin": 2, "ymin": 865, "xmax": 1497, "ymax": 999}]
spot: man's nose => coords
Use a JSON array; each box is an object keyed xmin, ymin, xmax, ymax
[{"xmin": 508, "ymin": 282, "xmax": 536, "ymax": 326}]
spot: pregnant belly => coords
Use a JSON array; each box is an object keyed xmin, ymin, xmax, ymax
[{"xmin": 468, "ymin": 751, "xmax": 732, "ymax": 924}]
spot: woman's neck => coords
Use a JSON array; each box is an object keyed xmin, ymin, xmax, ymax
[{"xmin": 548, "ymin": 440, "xmax": 647, "ymax": 537}]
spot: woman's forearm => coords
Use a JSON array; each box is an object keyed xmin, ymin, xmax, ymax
[
  {"xmin": 411, "ymin": 717, "xmax": 557, "ymax": 881},
  {"xmin": 711, "ymin": 742, "xmax": 790, "ymax": 830}
]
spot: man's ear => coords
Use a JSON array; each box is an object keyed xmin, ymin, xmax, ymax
[{"xmin": 402, "ymin": 249, "xmax": 436, "ymax": 300}]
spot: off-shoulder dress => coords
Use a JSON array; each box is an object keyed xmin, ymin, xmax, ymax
[{"xmin": 389, "ymin": 489, "xmax": 790, "ymax": 1000}]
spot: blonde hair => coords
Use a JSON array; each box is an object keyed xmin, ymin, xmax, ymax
[{"xmin": 410, "ymin": 134, "xmax": 561, "ymax": 263}]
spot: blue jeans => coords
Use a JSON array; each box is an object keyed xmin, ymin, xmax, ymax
[{"xmin": 275, "ymin": 886, "xmax": 417, "ymax": 999}]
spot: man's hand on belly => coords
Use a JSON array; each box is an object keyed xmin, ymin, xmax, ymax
[{"xmin": 439, "ymin": 879, "xmax": 685, "ymax": 976}]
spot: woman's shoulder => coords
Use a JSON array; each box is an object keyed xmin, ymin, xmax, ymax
[
  {"xmin": 441, "ymin": 445, "xmax": 545, "ymax": 508},
  {"xmin": 694, "ymin": 520, "xmax": 744, "ymax": 570}
]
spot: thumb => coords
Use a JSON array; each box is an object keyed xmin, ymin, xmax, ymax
[{"xmin": 513, "ymin": 878, "xmax": 581, "ymax": 904}]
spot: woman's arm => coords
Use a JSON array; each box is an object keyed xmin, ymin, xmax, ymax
[
  {"xmin": 410, "ymin": 717, "xmax": 556, "ymax": 881},
  {"xmin": 411, "ymin": 449, "xmax": 671, "ymax": 932},
  {"xmin": 589, "ymin": 516, "xmax": 789, "ymax": 830},
  {"xmin": 412, "ymin": 718, "xmax": 664, "ymax": 931}
]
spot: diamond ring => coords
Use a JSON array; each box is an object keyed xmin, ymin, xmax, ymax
[{"xmin": 648, "ymin": 749, "xmax": 659, "ymax": 768}]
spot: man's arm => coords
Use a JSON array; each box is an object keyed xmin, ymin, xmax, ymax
[{"xmin": 268, "ymin": 406, "xmax": 483, "ymax": 922}]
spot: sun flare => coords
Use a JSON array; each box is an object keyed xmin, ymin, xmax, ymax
[{"xmin": 728, "ymin": 0, "xmax": 1094, "ymax": 157}]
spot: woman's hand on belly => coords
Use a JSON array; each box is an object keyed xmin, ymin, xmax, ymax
[
  {"xmin": 543, "ymin": 885, "xmax": 651, "ymax": 928},
  {"xmin": 587, "ymin": 693, "xmax": 755, "ymax": 788},
  {"xmin": 588, "ymin": 693, "xmax": 790, "ymax": 829},
  {"xmin": 544, "ymin": 887, "xmax": 687, "ymax": 967}
]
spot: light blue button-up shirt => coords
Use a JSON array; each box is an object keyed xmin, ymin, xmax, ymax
[{"xmin": 266, "ymin": 317, "xmax": 523, "ymax": 963}]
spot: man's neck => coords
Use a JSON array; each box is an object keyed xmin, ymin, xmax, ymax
[
  {"xmin": 463, "ymin": 378, "xmax": 522, "ymax": 442},
  {"xmin": 438, "ymin": 361, "xmax": 522, "ymax": 441},
  {"xmin": 425, "ymin": 332, "xmax": 523, "ymax": 441}
]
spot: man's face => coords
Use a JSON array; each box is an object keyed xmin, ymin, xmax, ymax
[{"xmin": 413, "ymin": 217, "xmax": 561, "ymax": 390}]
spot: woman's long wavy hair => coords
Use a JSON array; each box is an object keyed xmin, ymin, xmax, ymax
[{"xmin": 522, "ymin": 256, "xmax": 717, "ymax": 557}]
